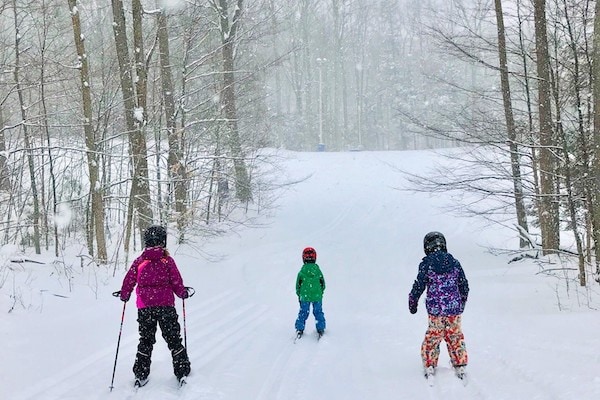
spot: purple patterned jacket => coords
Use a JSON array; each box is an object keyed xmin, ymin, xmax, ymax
[
  {"xmin": 120, "ymin": 247, "xmax": 187, "ymax": 309},
  {"xmin": 409, "ymin": 250, "xmax": 469, "ymax": 316}
]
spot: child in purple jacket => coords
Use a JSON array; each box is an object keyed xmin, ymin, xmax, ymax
[
  {"xmin": 117, "ymin": 225, "xmax": 191, "ymax": 387},
  {"xmin": 408, "ymin": 231, "xmax": 469, "ymax": 380}
]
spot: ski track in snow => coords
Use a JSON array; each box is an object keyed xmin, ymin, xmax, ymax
[{"xmin": 5, "ymin": 150, "xmax": 600, "ymax": 400}]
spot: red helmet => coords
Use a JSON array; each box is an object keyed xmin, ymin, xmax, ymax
[{"xmin": 302, "ymin": 247, "xmax": 317, "ymax": 263}]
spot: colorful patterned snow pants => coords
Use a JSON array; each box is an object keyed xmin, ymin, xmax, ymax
[{"xmin": 421, "ymin": 314, "xmax": 468, "ymax": 368}]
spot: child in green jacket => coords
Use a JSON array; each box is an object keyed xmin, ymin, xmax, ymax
[{"xmin": 295, "ymin": 247, "xmax": 326, "ymax": 337}]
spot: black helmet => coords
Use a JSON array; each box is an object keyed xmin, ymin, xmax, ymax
[
  {"xmin": 144, "ymin": 225, "xmax": 167, "ymax": 248},
  {"xmin": 424, "ymin": 231, "xmax": 446, "ymax": 255}
]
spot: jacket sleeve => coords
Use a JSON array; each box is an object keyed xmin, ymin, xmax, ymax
[
  {"xmin": 120, "ymin": 260, "xmax": 139, "ymax": 300},
  {"xmin": 456, "ymin": 260, "xmax": 469, "ymax": 304},
  {"xmin": 296, "ymin": 272, "xmax": 302, "ymax": 297},
  {"xmin": 408, "ymin": 260, "xmax": 428, "ymax": 306},
  {"xmin": 319, "ymin": 271, "xmax": 326, "ymax": 292},
  {"xmin": 168, "ymin": 257, "xmax": 187, "ymax": 299}
]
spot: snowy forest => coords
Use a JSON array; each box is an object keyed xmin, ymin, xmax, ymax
[{"xmin": 1, "ymin": 0, "xmax": 600, "ymax": 288}]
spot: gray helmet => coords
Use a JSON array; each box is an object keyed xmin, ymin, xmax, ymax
[
  {"xmin": 424, "ymin": 231, "xmax": 446, "ymax": 255},
  {"xmin": 144, "ymin": 225, "xmax": 167, "ymax": 248}
]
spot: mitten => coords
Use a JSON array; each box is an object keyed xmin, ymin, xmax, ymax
[
  {"xmin": 408, "ymin": 295, "xmax": 418, "ymax": 314},
  {"xmin": 112, "ymin": 290, "xmax": 129, "ymax": 302},
  {"xmin": 182, "ymin": 286, "xmax": 195, "ymax": 299}
]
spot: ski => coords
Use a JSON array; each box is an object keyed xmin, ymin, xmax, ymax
[
  {"xmin": 454, "ymin": 368, "xmax": 468, "ymax": 386},
  {"xmin": 133, "ymin": 378, "xmax": 149, "ymax": 392},
  {"xmin": 425, "ymin": 373, "xmax": 435, "ymax": 387},
  {"xmin": 293, "ymin": 330, "xmax": 303, "ymax": 343},
  {"xmin": 424, "ymin": 367, "xmax": 435, "ymax": 387},
  {"xmin": 134, "ymin": 378, "xmax": 148, "ymax": 388}
]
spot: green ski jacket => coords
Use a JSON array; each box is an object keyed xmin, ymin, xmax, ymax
[{"xmin": 296, "ymin": 262, "xmax": 325, "ymax": 302}]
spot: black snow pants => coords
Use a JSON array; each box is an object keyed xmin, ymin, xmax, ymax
[{"xmin": 133, "ymin": 306, "xmax": 191, "ymax": 380}]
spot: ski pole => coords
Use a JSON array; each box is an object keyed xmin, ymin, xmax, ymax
[
  {"xmin": 182, "ymin": 287, "xmax": 195, "ymax": 349},
  {"xmin": 182, "ymin": 297, "xmax": 187, "ymax": 349},
  {"xmin": 109, "ymin": 293, "xmax": 127, "ymax": 392}
]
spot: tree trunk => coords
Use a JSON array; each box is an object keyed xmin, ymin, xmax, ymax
[
  {"xmin": 214, "ymin": 0, "xmax": 251, "ymax": 202},
  {"xmin": 559, "ymin": 0, "xmax": 587, "ymax": 286},
  {"xmin": 494, "ymin": 0, "xmax": 529, "ymax": 249},
  {"xmin": 111, "ymin": 0, "xmax": 153, "ymax": 251},
  {"xmin": 39, "ymin": 3, "xmax": 59, "ymax": 256},
  {"xmin": 68, "ymin": 0, "xmax": 108, "ymax": 262},
  {"xmin": 533, "ymin": 0, "xmax": 559, "ymax": 254},
  {"xmin": 12, "ymin": 1, "xmax": 41, "ymax": 254},
  {"xmin": 591, "ymin": 0, "xmax": 600, "ymax": 278},
  {"xmin": 0, "ymin": 107, "xmax": 9, "ymax": 192},
  {"xmin": 132, "ymin": 0, "xmax": 147, "ymax": 125},
  {"xmin": 157, "ymin": 2, "xmax": 188, "ymax": 241}
]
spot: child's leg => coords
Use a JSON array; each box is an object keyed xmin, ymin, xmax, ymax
[
  {"xmin": 421, "ymin": 315, "xmax": 444, "ymax": 368},
  {"xmin": 134, "ymin": 308, "xmax": 158, "ymax": 380},
  {"xmin": 295, "ymin": 301, "xmax": 310, "ymax": 331},
  {"xmin": 312, "ymin": 301, "xmax": 326, "ymax": 332},
  {"xmin": 443, "ymin": 315, "xmax": 468, "ymax": 367},
  {"xmin": 157, "ymin": 306, "xmax": 191, "ymax": 379}
]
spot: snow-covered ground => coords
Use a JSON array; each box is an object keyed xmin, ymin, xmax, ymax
[{"xmin": 2, "ymin": 149, "xmax": 600, "ymax": 400}]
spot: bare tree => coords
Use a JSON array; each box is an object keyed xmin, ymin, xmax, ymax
[
  {"xmin": 110, "ymin": 0, "xmax": 153, "ymax": 251},
  {"xmin": 67, "ymin": 0, "xmax": 108, "ymax": 262},
  {"xmin": 494, "ymin": 0, "xmax": 529, "ymax": 249},
  {"xmin": 533, "ymin": 0, "xmax": 560, "ymax": 254},
  {"xmin": 592, "ymin": 0, "xmax": 600, "ymax": 279},
  {"xmin": 156, "ymin": 1, "xmax": 188, "ymax": 241},
  {"xmin": 0, "ymin": 106, "xmax": 9, "ymax": 191},
  {"xmin": 12, "ymin": 0, "xmax": 41, "ymax": 254},
  {"xmin": 211, "ymin": 0, "xmax": 251, "ymax": 202}
]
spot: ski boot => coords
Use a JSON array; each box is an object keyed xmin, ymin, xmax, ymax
[
  {"xmin": 134, "ymin": 377, "xmax": 149, "ymax": 388},
  {"xmin": 454, "ymin": 365, "xmax": 466, "ymax": 380}
]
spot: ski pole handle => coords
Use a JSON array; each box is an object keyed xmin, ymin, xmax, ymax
[{"xmin": 184, "ymin": 287, "xmax": 195, "ymax": 298}]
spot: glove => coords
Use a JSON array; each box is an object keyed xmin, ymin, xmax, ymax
[
  {"xmin": 408, "ymin": 295, "xmax": 418, "ymax": 314},
  {"xmin": 112, "ymin": 290, "xmax": 129, "ymax": 302},
  {"xmin": 182, "ymin": 287, "xmax": 195, "ymax": 299}
]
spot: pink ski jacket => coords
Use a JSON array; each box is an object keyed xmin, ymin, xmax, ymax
[{"xmin": 120, "ymin": 247, "xmax": 187, "ymax": 309}]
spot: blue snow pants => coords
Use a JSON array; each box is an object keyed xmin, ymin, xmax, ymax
[{"xmin": 295, "ymin": 301, "xmax": 326, "ymax": 332}]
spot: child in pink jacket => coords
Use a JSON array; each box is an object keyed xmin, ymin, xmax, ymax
[{"xmin": 118, "ymin": 225, "xmax": 191, "ymax": 387}]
